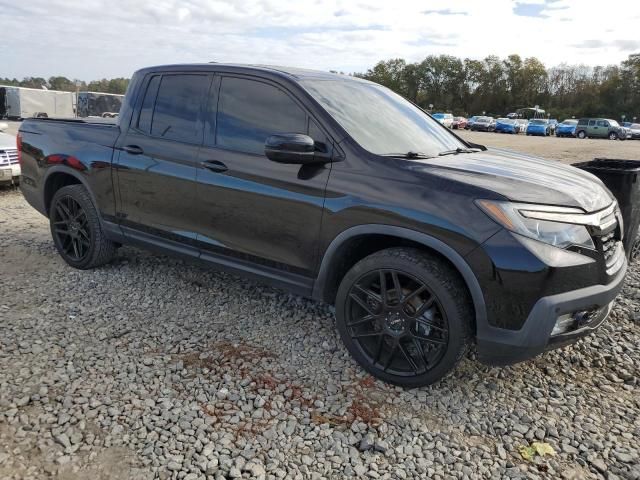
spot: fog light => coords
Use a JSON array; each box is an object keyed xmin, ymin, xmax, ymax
[{"xmin": 551, "ymin": 313, "xmax": 576, "ymax": 336}]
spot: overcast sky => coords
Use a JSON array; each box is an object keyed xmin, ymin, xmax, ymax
[{"xmin": 2, "ymin": 0, "xmax": 639, "ymax": 80}]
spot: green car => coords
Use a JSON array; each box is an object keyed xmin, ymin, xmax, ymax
[{"xmin": 576, "ymin": 118, "xmax": 628, "ymax": 140}]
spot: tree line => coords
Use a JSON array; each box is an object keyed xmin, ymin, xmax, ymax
[
  {"xmin": 3, "ymin": 53, "xmax": 639, "ymax": 122},
  {"xmin": 354, "ymin": 53, "xmax": 640, "ymax": 122},
  {"xmin": 0, "ymin": 76, "xmax": 129, "ymax": 95}
]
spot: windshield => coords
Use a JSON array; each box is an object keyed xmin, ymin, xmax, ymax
[
  {"xmin": 562, "ymin": 119, "xmax": 578, "ymax": 125},
  {"xmin": 498, "ymin": 118, "xmax": 514, "ymax": 124},
  {"xmin": 300, "ymin": 79, "xmax": 466, "ymax": 156},
  {"xmin": 632, "ymin": 124, "xmax": 640, "ymax": 129},
  {"xmin": 432, "ymin": 113, "xmax": 445, "ymax": 119},
  {"xmin": 530, "ymin": 119, "xmax": 547, "ymax": 125},
  {"xmin": 609, "ymin": 120, "xmax": 620, "ymax": 127}
]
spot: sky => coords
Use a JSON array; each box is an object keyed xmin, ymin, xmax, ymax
[{"xmin": 1, "ymin": 0, "xmax": 639, "ymax": 80}]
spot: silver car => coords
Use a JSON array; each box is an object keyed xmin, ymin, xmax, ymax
[{"xmin": 0, "ymin": 123, "xmax": 20, "ymax": 185}]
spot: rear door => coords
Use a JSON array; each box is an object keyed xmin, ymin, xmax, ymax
[
  {"xmin": 194, "ymin": 75, "xmax": 332, "ymax": 280},
  {"xmin": 114, "ymin": 72, "xmax": 211, "ymax": 250}
]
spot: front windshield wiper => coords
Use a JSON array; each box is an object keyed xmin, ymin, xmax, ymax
[
  {"xmin": 438, "ymin": 147, "xmax": 481, "ymax": 157},
  {"xmin": 380, "ymin": 151, "xmax": 435, "ymax": 159}
]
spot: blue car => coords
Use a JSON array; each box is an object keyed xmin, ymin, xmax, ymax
[
  {"xmin": 556, "ymin": 119, "xmax": 578, "ymax": 137},
  {"xmin": 495, "ymin": 118, "xmax": 520, "ymax": 134},
  {"xmin": 526, "ymin": 119, "xmax": 550, "ymax": 136}
]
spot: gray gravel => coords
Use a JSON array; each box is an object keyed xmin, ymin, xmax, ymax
[{"xmin": 1, "ymin": 186, "xmax": 639, "ymax": 480}]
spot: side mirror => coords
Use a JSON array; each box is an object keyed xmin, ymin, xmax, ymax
[
  {"xmin": 264, "ymin": 133, "xmax": 328, "ymax": 164},
  {"xmin": 0, "ymin": 122, "xmax": 8, "ymax": 132}
]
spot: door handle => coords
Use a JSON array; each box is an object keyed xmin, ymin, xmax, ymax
[
  {"xmin": 201, "ymin": 160, "xmax": 228, "ymax": 173},
  {"xmin": 123, "ymin": 145, "xmax": 144, "ymax": 155}
]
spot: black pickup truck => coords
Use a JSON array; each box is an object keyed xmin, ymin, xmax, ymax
[{"xmin": 19, "ymin": 64, "xmax": 627, "ymax": 387}]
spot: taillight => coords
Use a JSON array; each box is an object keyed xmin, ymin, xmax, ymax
[{"xmin": 16, "ymin": 132, "xmax": 22, "ymax": 166}]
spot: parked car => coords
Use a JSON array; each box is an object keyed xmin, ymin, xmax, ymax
[
  {"xmin": 627, "ymin": 123, "xmax": 640, "ymax": 140},
  {"xmin": 0, "ymin": 122, "xmax": 20, "ymax": 185},
  {"xmin": 548, "ymin": 119, "xmax": 558, "ymax": 134},
  {"xmin": 495, "ymin": 118, "xmax": 520, "ymax": 134},
  {"xmin": 466, "ymin": 116, "xmax": 479, "ymax": 129},
  {"xmin": 470, "ymin": 116, "xmax": 496, "ymax": 132},
  {"xmin": 452, "ymin": 116, "xmax": 467, "ymax": 129},
  {"xmin": 555, "ymin": 119, "xmax": 578, "ymax": 137},
  {"xmin": 576, "ymin": 118, "xmax": 629, "ymax": 140},
  {"xmin": 515, "ymin": 119, "xmax": 528, "ymax": 133},
  {"xmin": 432, "ymin": 113, "xmax": 454, "ymax": 128},
  {"xmin": 18, "ymin": 63, "xmax": 627, "ymax": 387},
  {"xmin": 526, "ymin": 119, "xmax": 551, "ymax": 136}
]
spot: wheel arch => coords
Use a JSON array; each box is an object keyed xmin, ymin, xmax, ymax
[
  {"xmin": 43, "ymin": 167, "xmax": 93, "ymax": 216},
  {"xmin": 312, "ymin": 225, "xmax": 487, "ymax": 329}
]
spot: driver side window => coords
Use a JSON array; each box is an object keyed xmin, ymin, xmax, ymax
[{"xmin": 215, "ymin": 77, "xmax": 307, "ymax": 155}]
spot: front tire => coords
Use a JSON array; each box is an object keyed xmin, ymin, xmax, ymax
[
  {"xmin": 50, "ymin": 184, "xmax": 117, "ymax": 269},
  {"xmin": 335, "ymin": 248, "xmax": 472, "ymax": 388},
  {"xmin": 609, "ymin": 131, "xmax": 618, "ymax": 140}
]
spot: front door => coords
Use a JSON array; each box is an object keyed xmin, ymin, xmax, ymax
[
  {"xmin": 194, "ymin": 75, "xmax": 332, "ymax": 280},
  {"xmin": 115, "ymin": 73, "xmax": 211, "ymax": 249}
]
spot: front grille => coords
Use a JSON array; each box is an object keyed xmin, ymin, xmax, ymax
[
  {"xmin": 590, "ymin": 205, "xmax": 624, "ymax": 275},
  {"xmin": 0, "ymin": 149, "xmax": 19, "ymax": 166},
  {"xmin": 601, "ymin": 231, "xmax": 617, "ymax": 264}
]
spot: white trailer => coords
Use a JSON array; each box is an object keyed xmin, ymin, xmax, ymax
[{"xmin": 0, "ymin": 86, "xmax": 75, "ymax": 119}]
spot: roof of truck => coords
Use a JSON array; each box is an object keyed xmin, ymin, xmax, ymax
[{"xmin": 135, "ymin": 63, "xmax": 371, "ymax": 83}]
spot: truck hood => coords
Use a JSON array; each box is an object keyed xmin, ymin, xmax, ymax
[{"xmin": 410, "ymin": 149, "xmax": 613, "ymax": 212}]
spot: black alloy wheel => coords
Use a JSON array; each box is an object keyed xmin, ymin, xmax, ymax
[
  {"xmin": 335, "ymin": 248, "xmax": 472, "ymax": 387},
  {"xmin": 345, "ymin": 269, "xmax": 449, "ymax": 378},
  {"xmin": 51, "ymin": 195, "xmax": 92, "ymax": 262},
  {"xmin": 49, "ymin": 184, "xmax": 117, "ymax": 269}
]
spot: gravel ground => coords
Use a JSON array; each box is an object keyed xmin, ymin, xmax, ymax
[{"xmin": 1, "ymin": 140, "xmax": 640, "ymax": 479}]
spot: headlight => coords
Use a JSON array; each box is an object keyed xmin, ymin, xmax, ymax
[{"xmin": 477, "ymin": 200, "xmax": 595, "ymax": 250}]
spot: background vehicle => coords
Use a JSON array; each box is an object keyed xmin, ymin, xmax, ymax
[
  {"xmin": 0, "ymin": 86, "xmax": 75, "ymax": 119},
  {"xmin": 627, "ymin": 123, "xmax": 640, "ymax": 139},
  {"xmin": 576, "ymin": 118, "xmax": 628, "ymax": 140},
  {"xmin": 495, "ymin": 118, "xmax": 520, "ymax": 134},
  {"xmin": 526, "ymin": 118, "xmax": 550, "ymax": 136},
  {"xmin": 470, "ymin": 116, "xmax": 496, "ymax": 131},
  {"xmin": 548, "ymin": 119, "xmax": 558, "ymax": 134},
  {"xmin": 77, "ymin": 92, "xmax": 124, "ymax": 118},
  {"xmin": 18, "ymin": 63, "xmax": 627, "ymax": 388},
  {"xmin": 432, "ymin": 112, "xmax": 453, "ymax": 128},
  {"xmin": 0, "ymin": 122, "xmax": 19, "ymax": 185},
  {"xmin": 515, "ymin": 118, "xmax": 528, "ymax": 133},
  {"xmin": 452, "ymin": 116, "xmax": 467, "ymax": 129},
  {"xmin": 466, "ymin": 115, "xmax": 479, "ymax": 129},
  {"xmin": 556, "ymin": 119, "xmax": 578, "ymax": 137}
]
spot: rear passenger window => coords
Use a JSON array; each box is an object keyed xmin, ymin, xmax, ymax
[
  {"xmin": 215, "ymin": 77, "xmax": 307, "ymax": 155},
  {"xmin": 588, "ymin": 120, "xmax": 596, "ymax": 126},
  {"xmin": 151, "ymin": 74, "xmax": 209, "ymax": 143},
  {"xmin": 137, "ymin": 75, "xmax": 160, "ymax": 134}
]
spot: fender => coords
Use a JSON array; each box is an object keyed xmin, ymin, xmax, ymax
[
  {"xmin": 42, "ymin": 165, "xmax": 96, "ymax": 214},
  {"xmin": 312, "ymin": 224, "xmax": 487, "ymax": 328},
  {"xmin": 41, "ymin": 165, "xmax": 124, "ymax": 241}
]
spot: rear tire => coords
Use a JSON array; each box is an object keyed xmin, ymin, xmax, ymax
[
  {"xmin": 577, "ymin": 130, "xmax": 587, "ymax": 139},
  {"xmin": 335, "ymin": 248, "xmax": 473, "ymax": 388},
  {"xmin": 49, "ymin": 184, "xmax": 117, "ymax": 269}
]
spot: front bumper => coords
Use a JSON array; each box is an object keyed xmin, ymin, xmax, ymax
[
  {"xmin": 0, "ymin": 164, "xmax": 20, "ymax": 183},
  {"xmin": 476, "ymin": 259, "xmax": 627, "ymax": 366}
]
